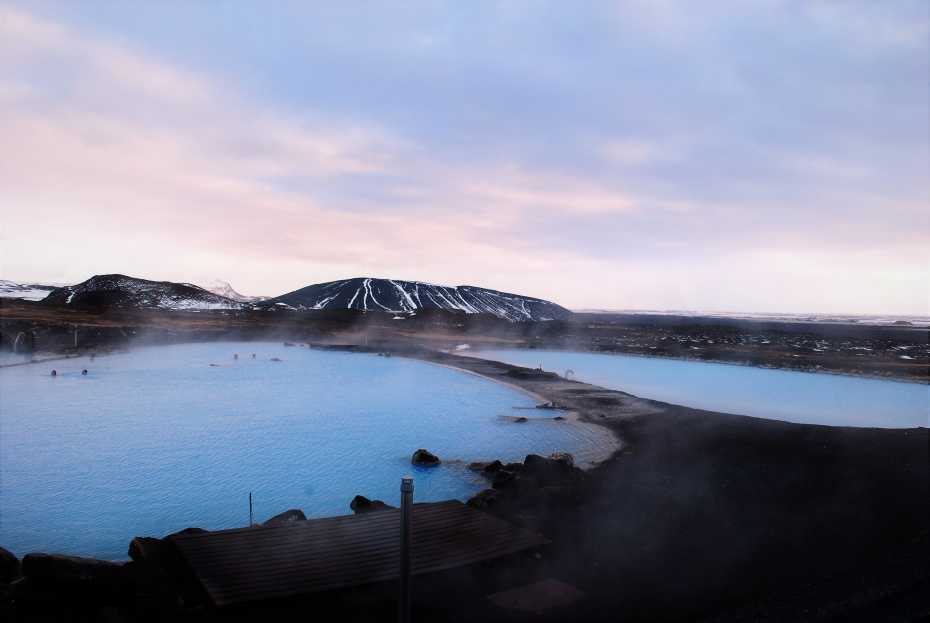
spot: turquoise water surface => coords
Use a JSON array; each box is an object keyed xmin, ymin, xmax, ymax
[
  {"xmin": 474, "ymin": 349, "xmax": 928, "ymax": 429},
  {"xmin": 0, "ymin": 342, "xmax": 607, "ymax": 559}
]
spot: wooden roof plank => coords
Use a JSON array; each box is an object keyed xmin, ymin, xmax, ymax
[{"xmin": 171, "ymin": 500, "xmax": 548, "ymax": 607}]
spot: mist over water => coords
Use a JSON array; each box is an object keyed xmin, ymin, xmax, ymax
[
  {"xmin": 0, "ymin": 342, "xmax": 608, "ymax": 559},
  {"xmin": 475, "ymin": 349, "xmax": 929, "ymax": 429}
]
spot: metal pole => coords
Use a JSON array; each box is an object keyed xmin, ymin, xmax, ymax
[{"xmin": 399, "ymin": 476, "xmax": 413, "ymax": 623}]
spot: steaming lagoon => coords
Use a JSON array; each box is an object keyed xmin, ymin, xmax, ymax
[
  {"xmin": 474, "ymin": 349, "xmax": 929, "ymax": 429},
  {"xmin": 0, "ymin": 342, "xmax": 611, "ymax": 560}
]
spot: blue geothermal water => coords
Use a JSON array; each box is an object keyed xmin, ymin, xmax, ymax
[
  {"xmin": 473, "ymin": 349, "xmax": 928, "ymax": 429},
  {"xmin": 0, "ymin": 342, "xmax": 609, "ymax": 559}
]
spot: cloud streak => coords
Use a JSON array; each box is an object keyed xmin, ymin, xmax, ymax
[{"xmin": 1, "ymin": 2, "xmax": 927, "ymax": 314}]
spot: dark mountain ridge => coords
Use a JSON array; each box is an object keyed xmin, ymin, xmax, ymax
[
  {"xmin": 42, "ymin": 274, "xmax": 244, "ymax": 310},
  {"xmin": 35, "ymin": 274, "xmax": 569, "ymax": 322},
  {"xmin": 264, "ymin": 277, "xmax": 571, "ymax": 322}
]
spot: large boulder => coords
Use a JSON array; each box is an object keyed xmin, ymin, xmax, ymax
[
  {"xmin": 466, "ymin": 489, "xmax": 500, "ymax": 511},
  {"xmin": 350, "ymin": 495, "xmax": 394, "ymax": 514},
  {"xmin": 263, "ymin": 509, "xmax": 306, "ymax": 526},
  {"xmin": 0, "ymin": 546, "xmax": 20, "ymax": 583},
  {"xmin": 523, "ymin": 454, "xmax": 568, "ymax": 487},
  {"xmin": 482, "ymin": 460, "xmax": 504, "ymax": 475},
  {"xmin": 521, "ymin": 453, "xmax": 591, "ymax": 493},
  {"xmin": 411, "ymin": 448, "xmax": 441, "ymax": 467},
  {"xmin": 128, "ymin": 528, "xmax": 207, "ymax": 577},
  {"xmin": 492, "ymin": 469, "xmax": 518, "ymax": 490},
  {"xmin": 128, "ymin": 537, "xmax": 167, "ymax": 564}
]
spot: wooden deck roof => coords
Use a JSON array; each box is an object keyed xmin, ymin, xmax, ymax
[{"xmin": 170, "ymin": 500, "xmax": 548, "ymax": 607}]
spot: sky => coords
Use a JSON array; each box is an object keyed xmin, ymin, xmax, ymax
[{"xmin": 0, "ymin": 1, "xmax": 927, "ymax": 314}]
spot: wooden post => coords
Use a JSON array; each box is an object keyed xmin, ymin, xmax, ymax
[
  {"xmin": 249, "ymin": 492, "xmax": 253, "ymax": 527},
  {"xmin": 399, "ymin": 476, "xmax": 413, "ymax": 623}
]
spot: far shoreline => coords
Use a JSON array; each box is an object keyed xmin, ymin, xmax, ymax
[{"xmin": 463, "ymin": 344, "xmax": 930, "ymax": 386}]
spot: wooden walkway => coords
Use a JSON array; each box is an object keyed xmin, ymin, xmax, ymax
[{"xmin": 171, "ymin": 500, "xmax": 548, "ymax": 607}]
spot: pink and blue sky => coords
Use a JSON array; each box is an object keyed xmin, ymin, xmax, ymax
[{"xmin": 1, "ymin": 1, "xmax": 927, "ymax": 314}]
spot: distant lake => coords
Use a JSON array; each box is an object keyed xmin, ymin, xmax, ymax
[
  {"xmin": 0, "ymin": 343, "xmax": 612, "ymax": 559},
  {"xmin": 473, "ymin": 349, "xmax": 928, "ymax": 429}
]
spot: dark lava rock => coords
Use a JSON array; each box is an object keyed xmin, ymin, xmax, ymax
[
  {"xmin": 553, "ymin": 415, "xmax": 566, "ymax": 421},
  {"xmin": 411, "ymin": 448, "xmax": 441, "ymax": 467},
  {"xmin": 127, "ymin": 537, "xmax": 166, "ymax": 564},
  {"xmin": 350, "ymin": 495, "xmax": 394, "ymax": 514},
  {"xmin": 514, "ymin": 416, "xmax": 529, "ymax": 423},
  {"xmin": 482, "ymin": 460, "xmax": 504, "ymax": 475},
  {"xmin": 550, "ymin": 452, "xmax": 575, "ymax": 468},
  {"xmin": 504, "ymin": 462, "xmax": 525, "ymax": 472},
  {"xmin": 492, "ymin": 470, "xmax": 518, "ymax": 489},
  {"xmin": 22, "ymin": 553, "xmax": 126, "ymax": 589},
  {"xmin": 524, "ymin": 454, "xmax": 575, "ymax": 487},
  {"xmin": 263, "ymin": 509, "xmax": 307, "ymax": 525},
  {"xmin": 466, "ymin": 489, "xmax": 500, "ymax": 510},
  {"xmin": 126, "ymin": 536, "xmax": 190, "ymax": 595},
  {"xmin": 0, "ymin": 546, "xmax": 20, "ymax": 583}
]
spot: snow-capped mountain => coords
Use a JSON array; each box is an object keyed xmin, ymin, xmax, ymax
[
  {"xmin": 204, "ymin": 279, "xmax": 266, "ymax": 303},
  {"xmin": 265, "ymin": 277, "xmax": 571, "ymax": 322},
  {"xmin": 42, "ymin": 274, "xmax": 245, "ymax": 310},
  {"xmin": 0, "ymin": 279, "xmax": 58, "ymax": 301}
]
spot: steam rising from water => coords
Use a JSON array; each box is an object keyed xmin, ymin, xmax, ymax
[{"xmin": 0, "ymin": 342, "xmax": 612, "ymax": 559}]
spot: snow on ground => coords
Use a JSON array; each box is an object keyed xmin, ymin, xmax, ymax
[{"xmin": 0, "ymin": 280, "xmax": 55, "ymax": 301}]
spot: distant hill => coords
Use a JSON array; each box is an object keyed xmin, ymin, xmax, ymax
[
  {"xmin": 0, "ymin": 279, "xmax": 57, "ymax": 301},
  {"xmin": 204, "ymin": 279, "xmax": 266, "ymax": 303},
  {"xmin": 264, "ymin": 277, "xmax": 570, "ymax": 322},
  {"xmin": 42, "ymin": 274, "xmax": 245, "ymax": 310}
]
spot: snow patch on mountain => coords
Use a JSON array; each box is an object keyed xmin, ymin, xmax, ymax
[
  {"xmin": 265, "ymin": 277, "xmax": 571, "ymax": 322},
  {"xmin": 0, "ymin": 279, "xmax": 57, "ymax": 301},
  {"xmin": 204, "ymin": 279, "xmax": 266, "ymax": 302},
  {"xmin": 43, "ymin": 274, "xmax": 245, "ymax": 310}
]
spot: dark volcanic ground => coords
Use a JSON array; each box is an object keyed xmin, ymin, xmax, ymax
[
  {"xmin": 528, "ymin": 312, "xmax": 929, "ymax": 383},
  {"xmin": 398, "ymin": 351, "xmax": 930, "ymax": 623}
]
